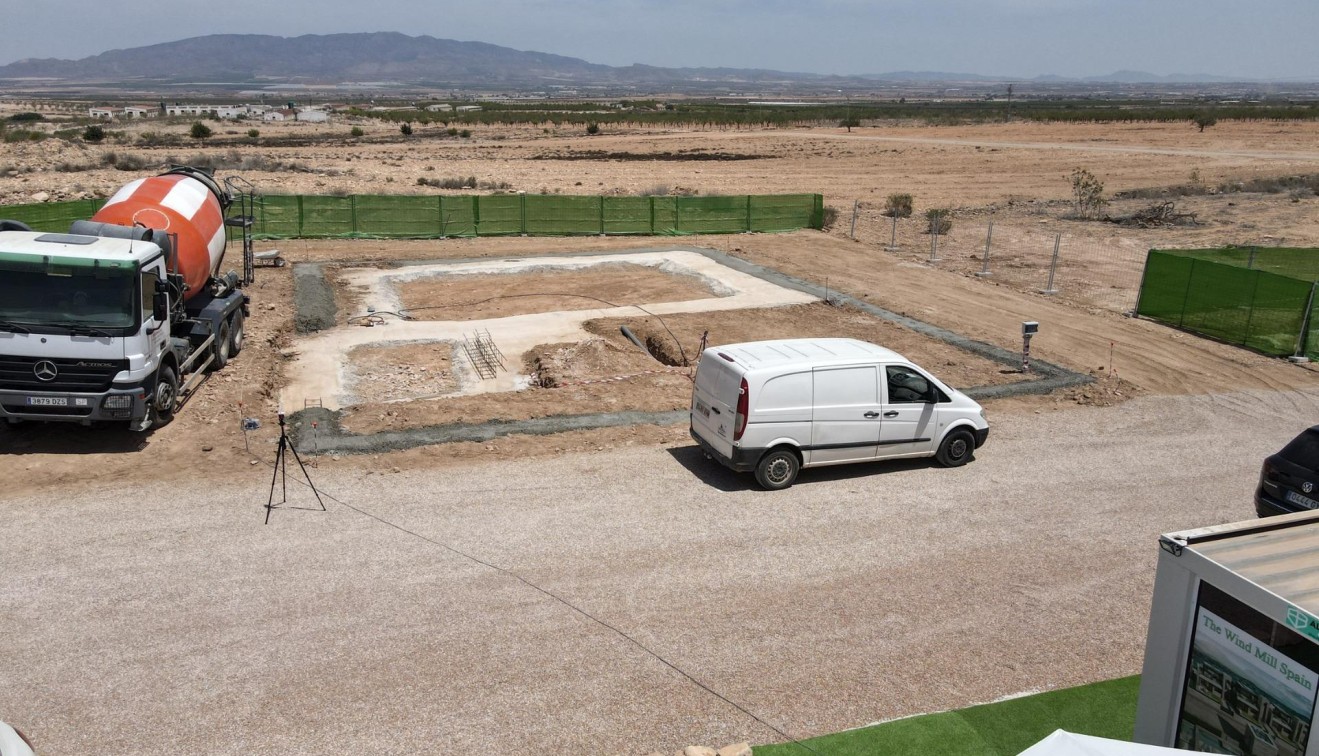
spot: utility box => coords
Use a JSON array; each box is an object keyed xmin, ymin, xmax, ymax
[{"xmin": 1135, "ymin": 511, "xmax": 1319, "ymax": 755}]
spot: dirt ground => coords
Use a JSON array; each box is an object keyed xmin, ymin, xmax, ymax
[
  {"xmin": 2, "ymin": 119, "xmax": 1318, "ymax": 499},
  {"xmin": 337, "ymin": 301, "xmax": 1032, "ymax": 435},
  {"xmin": 396, "ymin": 263, "xmax": 721, "ymax": 320}
]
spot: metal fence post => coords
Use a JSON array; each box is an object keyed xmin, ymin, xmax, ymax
[
  {"xmin": 849, "ymin": 200, "xmax": 858, "ymax": 240},
  {"xmin": 1241, "ymin": 269, "xmax": 1263, "ymax": 347},
  {"xmin": 520, "ymin": 192, "xmax": 527, "ymax": 236},
  {"xmin": 746, "ymin": 195, "xmax": 753, "ymax": 233},
  {"xmin": 976, "ymin": 221, "xmax": 993, "ymax": 277},
  {"xmin": 1248, "ymin": 247, "xmax": 1257, "ymax": 269},
  {"xmin": 600, "ymin": 196, "xmax": 606, "ymax": 236},
  {"xmin": 1178, "ymin": 258, "xmax": 1197, "ymax": 328},
  {"xmin": 929, "ymin": 227, "xmax": 940, "ymax": 263},
  {"xmin": 888, "ymin": 214, "xmax": 897, "ymax": 251},
  {"xmin": 1293, "ymin": 281, "xmax": 1318, "ymax": 362},
  {"xmin": 1041, "ymin": 234, "xmax": 1061, "ymax": 294},
  {"xmin": 1130, "ymin": 250, "xmax": 1151, "ymax": 317}
]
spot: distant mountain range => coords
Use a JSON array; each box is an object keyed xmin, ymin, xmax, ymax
[
  {"xmin": 0, "ymin": 33, "xmax": 1291, "ymax": 90},
  {"xmin": 863, "ymin": 69, "xmax": 1241, "ymax": 84}
]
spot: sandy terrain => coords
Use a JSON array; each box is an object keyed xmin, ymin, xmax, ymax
[
  {"xmin": 2, "ymin": 386, "xmax": 1315, "ymax": 754},
  {"xmin": 0, "ymin": 117, "xmax": 1313, "ymax": 493},
  {"xmin": 2, "ymin": 117, "xmax": 1319, "ymax": 752}
]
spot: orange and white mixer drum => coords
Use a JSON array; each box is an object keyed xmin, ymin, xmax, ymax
[{"xmin": 92, "ymin": 171, "xmax": 228, "ymax": 302}]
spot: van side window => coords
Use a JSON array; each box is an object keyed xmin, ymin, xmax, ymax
[{"xmin": 886, "ymin": 365, "xmax": 933, "ymax": 403}]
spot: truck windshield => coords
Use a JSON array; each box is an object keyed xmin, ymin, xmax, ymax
[{"xmin": 0, "ymin": 260, "xmax": 137, "ymax": 331}]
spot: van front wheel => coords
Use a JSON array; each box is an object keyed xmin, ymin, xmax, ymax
[
  {"xmin": 755, "ymin": 449, "xmax": 800, "ymax": 490},
  {"xmin": 936, "ymin": 429, "xmax": 975, "ymax": 467}
]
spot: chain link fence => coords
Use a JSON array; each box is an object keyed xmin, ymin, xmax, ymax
[{"xmin": 843, "ymin": 202, "xmax": 1151, "ymax": 314}]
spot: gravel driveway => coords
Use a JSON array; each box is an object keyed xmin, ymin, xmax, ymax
[{"xmin": 3, "ymin": 388, "xmax": 1317, "ymax": 754}]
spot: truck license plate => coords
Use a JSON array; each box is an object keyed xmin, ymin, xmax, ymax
[
  {"xmin": 26, "ymin": 396, "xmax": 68, "ymax": 407},
  {"xmin": 1287, "ymin": 490, "xmax": 1319, "ymax": 510}
]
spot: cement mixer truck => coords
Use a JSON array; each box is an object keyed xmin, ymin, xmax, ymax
[{"xmin": 0, "ymin": 167, "xmax": 254, "ymax": 431}]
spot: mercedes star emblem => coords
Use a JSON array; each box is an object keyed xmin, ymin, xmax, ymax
[{"xmin": 33, "ymin": 360, "xmax": 58, "ymax": 382}]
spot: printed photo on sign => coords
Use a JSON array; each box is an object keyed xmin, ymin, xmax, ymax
[{"xmin": 1177, "ymin": 583, "xmax": 1319, "ymax": 756}]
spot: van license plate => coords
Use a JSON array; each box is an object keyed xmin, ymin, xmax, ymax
[
  {"xmin": 1287, "ymin": 490, "xmax": 1319, "ymax": 510},
  {"xmin": 26, "ymin": 396, "xmax": 68, "ymax": 407},
  {"xmin": 695, "ymin": 398, "xmax": 710, "ymax": 418}
]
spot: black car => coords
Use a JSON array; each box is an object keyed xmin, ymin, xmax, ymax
[{"xmin": 1256, "ymin": 425, "xmax": 1319, "ymax": 517}]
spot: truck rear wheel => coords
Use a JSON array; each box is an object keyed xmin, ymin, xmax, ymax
[
  {"xmin": 150, "ymin": 365, "xmax": 179, "ymax": 427},
  {"xmin": 228, "ymin": 310, "xmax": 245, "ymax": 356},
  {"xmin": 210, "ymin": 319, "xmax": 232, "ymax": 371}
]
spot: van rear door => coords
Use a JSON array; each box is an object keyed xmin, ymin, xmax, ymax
[
  {"xmin": 810, "ymin": 365, "xmax": 881, "ymax": 463},
  {"xmin": 691, "ymin": 350, "xmax": 742, "ymax": 457}
]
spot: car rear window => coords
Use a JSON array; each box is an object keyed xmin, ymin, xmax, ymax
[{"xmin": 1279, "ymin": 429, "xmax": 1319, "ymax": 467}]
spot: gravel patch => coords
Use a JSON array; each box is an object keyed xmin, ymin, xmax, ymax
[{"xmin": 4, "ymin": 388, "xmax": 1313, "ymax": 754}]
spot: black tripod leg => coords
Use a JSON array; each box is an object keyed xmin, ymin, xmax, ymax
[{"xmin": 265, "ymin": 435, "xmax": 286, "ymax": 525}]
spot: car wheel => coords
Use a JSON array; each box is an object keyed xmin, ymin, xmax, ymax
[
  {"xmin": 210, "ymin": 319, "xmax": 232, "ymax": 371},
  {"xmin": 150, "ymin": 365, "xmax": 179, "ymax": 427},
  {"xmin": 755, "ymin": 448, "xmax": 800, "ymax": 490},
  {"xmin": 936, "ymin": 428, "xmax": 975, "ymax": 467},
  {"xmin": 228, "ymin": 310, "xmax": 245, "ymax": 356}
]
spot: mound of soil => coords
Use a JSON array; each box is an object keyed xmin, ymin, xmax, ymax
[{"xmin": 527, "ymin": 337, "xmax": 659, "ymax": 387}]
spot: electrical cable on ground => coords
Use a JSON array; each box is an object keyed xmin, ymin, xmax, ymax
[
  {"xmin": 251, "ymin": 449, "xmax": 816, "ymax": 754},
  {"xmin": 348, "ymin": 292, "xmax": 690, "ymax": 366}
]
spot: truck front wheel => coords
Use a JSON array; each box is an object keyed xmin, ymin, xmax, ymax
[{"xmin": 150, "ymin": 365, "xmax": 179, "ymax": 427}]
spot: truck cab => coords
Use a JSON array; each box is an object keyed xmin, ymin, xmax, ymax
[{"xmin": 0, "ymin": 232, "xmax": 174, "ymax": 428}]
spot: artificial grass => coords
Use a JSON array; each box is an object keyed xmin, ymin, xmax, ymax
[{"xmin": 755, "ymin": 675, "xmax": 1141, "ymax": 756}]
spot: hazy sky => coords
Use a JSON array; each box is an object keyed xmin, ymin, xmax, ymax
[{"xmin": 3, "ymin": 0, "xmax": 1316, "ymax": 80}]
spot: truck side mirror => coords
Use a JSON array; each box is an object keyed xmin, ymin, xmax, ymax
[{"xmin": 152, "ymin": 290, "xmax": 168, "ymax": 322}]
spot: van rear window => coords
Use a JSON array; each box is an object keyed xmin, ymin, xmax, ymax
[{"xmin": 695, "ymin": 353, "xmax": 737, "ymax": 399}]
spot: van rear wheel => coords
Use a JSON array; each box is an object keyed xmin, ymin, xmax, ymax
[
  {"xmin": 755, "ymin": 448, "xmax": 800, "ymax": 490},
  {"xmin": 936, "ymin": 428, "xmax": 975, "ymax": 467}
]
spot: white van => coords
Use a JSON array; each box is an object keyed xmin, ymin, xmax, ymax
[{"xmin": 689, "ymin": 338, "xmax": 989, "ymax": 489}]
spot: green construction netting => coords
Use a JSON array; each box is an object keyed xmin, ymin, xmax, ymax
[
  {"xmin": 1137, "ymin": 249, "xmax": 1318, "ymax": 359},
  {"xmin": 2, "ymin": 193, "xmax": 822, "ymax": 240},
  {"xmin": 0, "ymin": 199, "xmax": 107, "ymax": 232}
]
